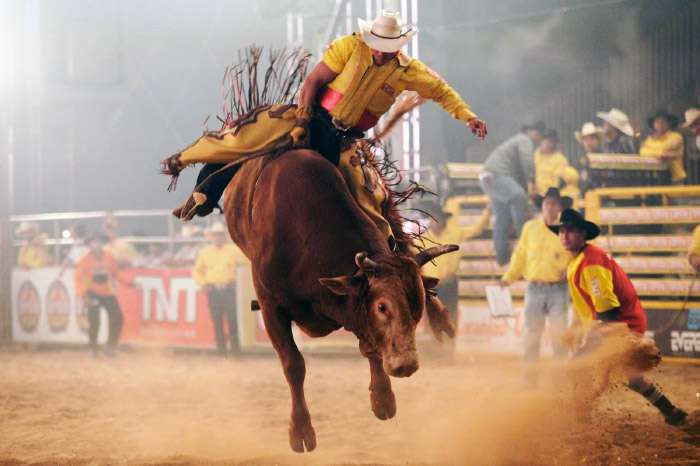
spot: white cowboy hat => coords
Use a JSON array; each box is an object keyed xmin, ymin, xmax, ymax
[
  {"xmin": 180, "ymin": 225, "xmax": 203, "ymax": 239},
  {"xmin": 358, "ymin": 10, "xmax": 418, "ymax": 53},
  {"xmin": 15, "ymin": 221, "xmax": 40, "ymax": 238},
  {"xmin": 206, "ymin": 222, "xmax": 227, "ymax": 235},
  {"xmin": 596, "ymin": 108, "xmax": 635, "ymax": 137},
  {"xmin": 574, "ymin": 122, "xmax": 603, "ymax": 144},
  {"xmin": 681, "ymin": 107, "xmax": 700, "ymax": 128}
]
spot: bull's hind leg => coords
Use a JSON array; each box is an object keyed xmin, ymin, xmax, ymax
[
  {"xmin": 359, "ymin": 340, "xmax": 396, "ymax": 420},
  {"xmin": 260, "ymin": 301, "xmax": 316, "ymax": 452}
]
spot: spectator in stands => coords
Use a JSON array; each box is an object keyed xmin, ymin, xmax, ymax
[
  {"xmin": 480, "ymin": 122, "xmax": 545, "ymax": 265},
  {"xmin": 63, "ymin": 224, "xmax": 89, "ymax": 267},
  {"xmin": 421, "ymin": 198, "xmax": 491, "ymax": 351},
  {"xmin": 500, "ymin": 188, "xmax": 572, "ymax": 388},
  {"xmin": 688, "ymin": 224, "xmax": 700, "ymax": 271},
  {"xmin": 596, "ymin": 108, "xmax": 637, "ymax": 154},
  {"xmin": 74, "ymin": 233, "xmax": 135, "ymax": 358},
  {"xmin": 164, "ymin": 225, "xmax": 204, "ymax": 267},
  {"xmin": 681, "ymin": 107, "xmax": 700, "ymax": 151},
  {"xmin": 133, "ymin": 242, "xmax": 168, "ymax": 268},
  {"xmin": 535, "ymin": 129, "xmax": 570, "ymax": 196},
  {"xmin": 15, "ymin": 221, "xmax": 51, "ymax": 269},
  {"xmin": 102, "ymin": 213, "xmax": 139, "ymax": 267},
  {"xmin": 193, "ymin": 222, "xmax": 249, "ymax": 355},
  {"xmin": 550, "ymin": 209, "xmax": 687, "ymax": 426},
  {"xmin": 559, "ymin": 167, "xmax": 581, "ymax": 210},
  {"xmin": 640, "ymin": 110, "xmax": 686, "ymax": 185},
  {"xmin": 574, "ymin": 122, "xmax": 603, "ymax": 154}
]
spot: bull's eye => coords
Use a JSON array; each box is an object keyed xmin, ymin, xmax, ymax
[{"xmin": 378, "ymin": 304, "xmax": 387, "ymax": 314}]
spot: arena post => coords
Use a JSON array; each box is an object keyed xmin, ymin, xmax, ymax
[{"xmin": 0, "ymin": 218, "xmax": 12, "ymax": 346}]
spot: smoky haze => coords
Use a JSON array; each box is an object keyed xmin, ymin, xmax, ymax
[{"xmin": 1, "ymin": 0, "xmax": 697, "ymax": 218}]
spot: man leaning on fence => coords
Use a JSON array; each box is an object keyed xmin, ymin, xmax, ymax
[{"xmin": 192, "ymin": 222, "xmax": 249, "ymax": 355}]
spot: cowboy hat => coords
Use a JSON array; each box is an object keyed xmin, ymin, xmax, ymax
[
  {"xmin": 547, "ymin": 208, "xmax": 600, "ymax": 240},
  {"xmin": 647, "ymin": 110, "xmax": 679, "ymax": 129},
  {"xmin": 574, "ymin": 122, "xmax": 603, "ymax": 144},
  {"xmin": 206, "ymin": 222, "xmax": 228, "ymax": 235},
  {"xmin": 15, "ymin": 221, "xmax": 41, "ymax": 238},
  {"xmin": 532, "ymin": 187, "xmax": 573, "ymax": 210},
  {"xmin": 542, "ymin": 128, "xmax": 559, "ymax": 143},
  {"xmin": 596, "ymin": 108, "xmax": 635, "ymax": 137},
  {"xmin": 358, "ymin": 10, "xmax": 417, "ymax": 53},
  {"xmin": 681, "ymin": 107, "xmax": 700, "ymax": 128},
  {"xmin": 180, "ymin": 225, "xmax": 203, "ymax": 239}
]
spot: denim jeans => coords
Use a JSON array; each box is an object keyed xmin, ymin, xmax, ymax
[
  {"xmin": 479, "ymin": 173, "xmax": 530, "ymax": 265},
  {"xmin": 522, "ymin": 282, "xmax": 569, "ymax": 385}
]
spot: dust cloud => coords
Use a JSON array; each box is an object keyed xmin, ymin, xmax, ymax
[{"xmin": 0, "ymin": 336, "xmax": 698, "ymax": 466}]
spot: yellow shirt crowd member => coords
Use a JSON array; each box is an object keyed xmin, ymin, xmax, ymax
[
  {"xmin": 320, "ymin": 33, "xmax": 477, "ymax": 131},
  {"xmin": 640, "ymin": 130, "xmax": 686, "ymax": 183},
  {"xmin": 534, "ymin": 149, "xmax": 569, "ymax": 196},
  {"xmin": 501, "ymin": 217, "xmax": 572, "ymax": 284},
  {"xmin": 17, "ymin": 243, "xmax": 50, "ymax": 269},
  {"xmin": 688, "ymin": 224, "xmax": 700, "ymax": 269},
  {"xmin": 422, "ymin": 199, "xmax": 490, "ymax": 281},
  {"xmin": 192, "ymin": 244, "xmax": 249, "ymax": 287}
]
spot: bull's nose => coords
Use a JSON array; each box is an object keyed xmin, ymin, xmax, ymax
[{"xmin": 385, "ymin": 353, "xmax": 419, "ymax": 378}]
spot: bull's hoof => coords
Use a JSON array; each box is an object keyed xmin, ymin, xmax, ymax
[
  {"xmin": 370, "ymin": 388, "xmax": 396, "ymax": 420},
  {"xmin": 289, "ymin": 424, "xmax": 316, "ymax": 453}
]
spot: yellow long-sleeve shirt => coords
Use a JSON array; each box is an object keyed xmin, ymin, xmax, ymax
[
  {"xmin": 534, "ymin": 150, "xmax": 569, "ymax": 196},
  {"xmin": 17, "ymin": 244, "xmax": 50, "ymax": 269},
  {"xmin": 321, "ymin": 33, "xmax": 477, "ymax": 130},
  {"xmin": 689, "ymin": 224, "xmax": 700, "ymax": 261},
  {"xmin": 502, "ymin": 217, "xmax": 572, "ymax": 284},
  {"xmin": 640, "ymin": 130, "xmax": 686, "ymax": 183},
  {"xmin": 192, "ymin": 244, "xmax": 248, "ymax": 287},
  {"xmin": 422, "ymin": 203, "xmax": 490, "ymax": 281}
]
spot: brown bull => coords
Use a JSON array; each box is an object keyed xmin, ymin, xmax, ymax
[{"xmin": 223, "ymin": 148, "xmax": 456, "ymax": 452}]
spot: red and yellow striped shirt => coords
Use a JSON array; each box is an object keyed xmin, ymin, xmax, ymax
[{"xmin": 567, "ymin": 244, "xmax": 646, "ymax": 334}]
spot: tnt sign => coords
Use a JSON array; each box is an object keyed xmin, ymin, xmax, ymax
[{"xmin": 134, "ymin": 275, "xmax": 199, "ymax": 323}]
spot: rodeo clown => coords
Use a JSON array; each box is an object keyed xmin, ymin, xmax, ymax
[
  {"xmin": 172, "ymin": 10, "xmax": 487, "ymax": 251},
  {"xmin": 550, "ymin": 209, "xmax": 687, "ymax": 426}
]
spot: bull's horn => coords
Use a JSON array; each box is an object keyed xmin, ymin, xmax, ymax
[
  {"xmin": 413, "ymin": 244, "xmax": 460, "ymax": 267},
  {"xmin": 355, "ymin": 252, "xmax": 381, "ymax": 275}
]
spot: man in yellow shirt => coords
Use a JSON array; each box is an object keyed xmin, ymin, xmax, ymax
[
  {"xmin": 688, "ymin": 224, "xmax": 700, "ymax": 271},
  {"xmin": 422, "ymin": 199, "xmax": 491, "ymax": 333},
  {"xmin": 192, "ymin": 222, "xmax": 249, "ymax": 355},
  {"xmin": 640, "ymin": 110, "xmax": 686, "ymax": 185},
  {"xmin": 681, "ymin": 107, "xmax": 700, "ymax": 150},
  {"xmin": 294, "ymin": 10, "xmax": 487, "ymax": 155},
  {"xmin": 534, "ymin": 129, "xmax": 569, "ymax": 196},
  {"xmin": 15, "ymin": 222, "xmax": 51, "ymax": 269},
  {"xmin": 500, "ymin": 188, "xmax": 573, "ymax": 388}
]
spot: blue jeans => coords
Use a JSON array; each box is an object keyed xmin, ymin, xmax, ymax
[
  {"xmin": 479, "ymin": 173, "xmax": 530, "ymax": 265},
  {"xmin": 522, "ymin": 282, "xmax": 569, "ymax": 384}
]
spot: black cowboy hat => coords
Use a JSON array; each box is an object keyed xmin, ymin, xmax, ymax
[
  {"xmin": 547, "ymin": 209, "xmax": 600, "ymax": 240},
  {"xmin": 521, "ymin": 121, "xmax": 546, "ymax": 134},
  {"xmin": 647, "ymin": 110, "xmax": 679, "ymax": 129},
  {"xmin": 533, "ymin": 187, "xmax": 573, "ymax": 210},
  {"xmin": 542, "ymin": 128, "xmax": 559, "ymax": 143}
]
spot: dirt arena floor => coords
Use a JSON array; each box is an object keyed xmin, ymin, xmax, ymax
[{"xmin": 0, "ymin": 347, "xmax": 699, "ymax": 466}]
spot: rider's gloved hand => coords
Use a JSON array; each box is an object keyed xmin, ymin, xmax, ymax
[{"xmin": 290, "ymin": 105, "xmax": 313, "ymax": 147}]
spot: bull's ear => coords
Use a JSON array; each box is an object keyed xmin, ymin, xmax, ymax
[
  {"xmin": 319, "ymin": 276, "xmax": 363, "ymax": 295},
  {"xmin": 422, "ymin": 275, "xmax": 440, "ymax": 290}
]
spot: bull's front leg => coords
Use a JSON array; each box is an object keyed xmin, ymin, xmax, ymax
[
  {"xmin": 359, "ymin": 340, "xmax": 396, "ymax": 420},
  {"xmin": 260, "ymin": 302, "xmax": 316, "ymax": 452}
]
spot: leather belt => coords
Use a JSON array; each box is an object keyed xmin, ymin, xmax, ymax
[{"xmin": 530, "ymin": 280, "xmax": 566, "ymax": 288}]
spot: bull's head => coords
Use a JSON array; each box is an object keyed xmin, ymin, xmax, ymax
[{"xmin": 319, "ymin": 246, "xmax": 455, "ymax": 378}]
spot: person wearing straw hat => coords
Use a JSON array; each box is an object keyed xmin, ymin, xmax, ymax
[
  {"xmin": 193, "ymin": 222, "xmax": 249, "ymax": 355},
  {"xmin": 574, "ymin": 122, "xmax": 603, "ymax": 154},
  {"xmin": 681, "ymin": 106, "xmax": 700, "ymax": 151},
  {"xmin": 15, "ymin": 221, "xmax": 51, "ymax": 269},
  {"xmin": 640, "ymin": 110, "xmax": 686, "ymax": 185},
  {"xmin": 596, "ymin": 108, "xmax": 637, "ymax": 154},
  {"xmin": 550, "ymin": 209, "xmax": 687, "ymax": 426},
  {"xmin": 293, "ymin": 9, "xmax": 488, "ymax": 157},
  {"xmin": 500, "ymin": 188, "xmax": 573, "ymax": 388}
]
